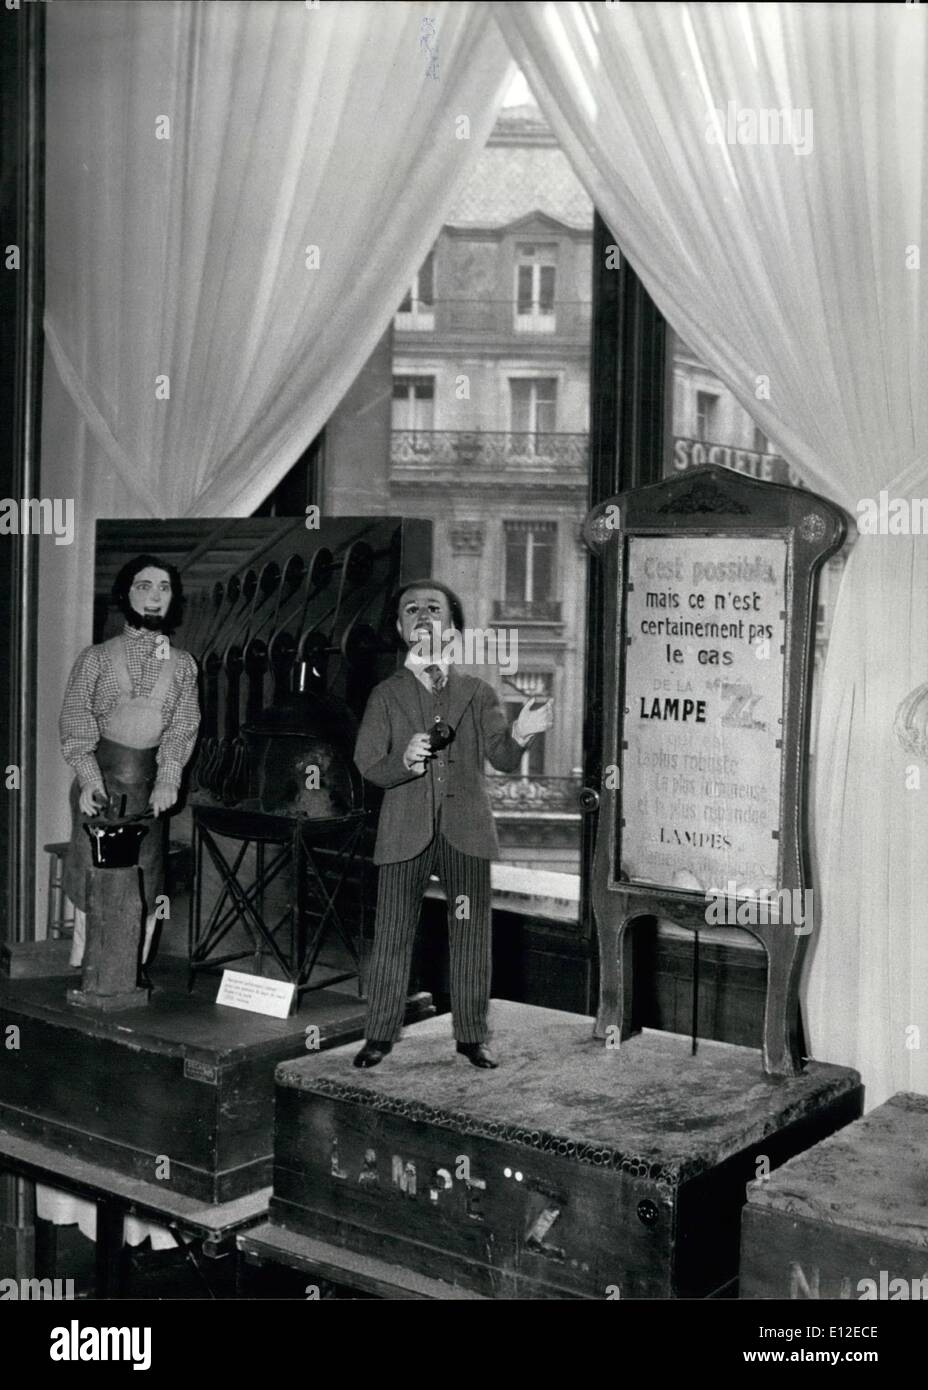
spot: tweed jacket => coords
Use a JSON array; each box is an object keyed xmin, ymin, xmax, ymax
[{"xmin": 354, "ymin": 667, "xmax": 525, "ymax": 865}]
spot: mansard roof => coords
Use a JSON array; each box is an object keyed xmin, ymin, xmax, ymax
[{"xmin": 446, "ymin": 109, "xmax": 593, "ymax": 232}]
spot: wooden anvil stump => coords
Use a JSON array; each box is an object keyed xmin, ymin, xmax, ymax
[{"xmin": 67, "ymin": 864, "xmax": 149, "ymax": 1013}]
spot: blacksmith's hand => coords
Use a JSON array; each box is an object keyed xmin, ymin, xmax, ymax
[
  {"xmin": 150, "ymin": 784, "xmax": 177, "ymax": 817},
  {"xmin": 79, "ymin": 785, "xmax": 107, "ymax": 817}
]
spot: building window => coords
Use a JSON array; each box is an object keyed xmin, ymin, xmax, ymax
[
  {"xmin": 387, "ymin": 76, "xmax": 591, "ymax": 874},
  {"xmin": 515, "ymin": 243, "xmax": 557, "ymax": 332},
  {"xmin": 503, "ymin": 671, "xmax": 552, "ymax": 776},
  {"xmin": 503, "ymin": 520, "xmax": 557, "ymax": 612},
  {"xmin": 392, "ymin": 376, "xmax": 435, "ymax": 433},
  {"xmin": 509, "ymin": 378, "xmax": 558, "ymax": 456},
  {"xmin": 695, "ymin": 391, "xmax": 718, "ymax": 442},
  {"xmin": 396, "ymin": 250, "xmax": 435, "ymax": 329}
]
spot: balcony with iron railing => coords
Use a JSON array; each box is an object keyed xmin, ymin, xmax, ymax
[
  {"xmin": 390, "ymin": 430, "xmax": 589, "ymax": 473},
  {"xmin": 394, "ymin": 298, "xmax": 592, "ymax": 341},
  {"xmin": 491, "ymin": 598, "xmax": 562, "ymax": 623},
  {"xmin": 487, "ymin": 774, "xmax": 583, "ymax": 815}
]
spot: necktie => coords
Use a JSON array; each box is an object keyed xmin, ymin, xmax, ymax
[{"xmin": 425, "ymin": 664, "xmax": 447, "ymax": 694}]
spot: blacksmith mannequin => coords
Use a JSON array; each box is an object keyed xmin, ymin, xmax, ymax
[
  {"xmin": 60, "ymin": 555, "xmax": 200, "ymax": 984},
  {"xmin": 353, "ymin": 580, "xmax": 553, "ymax": 1069}
]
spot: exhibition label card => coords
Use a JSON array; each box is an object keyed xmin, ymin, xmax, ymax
[{"xmin": 216, "ymin": 969, "xmax": 295, "ymax": 1019}]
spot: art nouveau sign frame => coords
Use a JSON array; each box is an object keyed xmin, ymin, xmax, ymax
[{"xmin": 583, "ymin": 466, "xmax": 846, "ymax": 1075}]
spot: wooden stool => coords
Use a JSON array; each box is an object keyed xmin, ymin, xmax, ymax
[{"xmin": 42, "ymin": 841, "xmax": 76, "ymax": 940}]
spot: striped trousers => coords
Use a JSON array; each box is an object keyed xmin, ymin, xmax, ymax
[{"xmin": 364, "ymin": 833, "xmax": 491, "ymax": 1045}]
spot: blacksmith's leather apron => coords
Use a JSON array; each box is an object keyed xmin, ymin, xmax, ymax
[{"xmin": 63, "ymin": 636, "xmax": 175, "ymax": 913}]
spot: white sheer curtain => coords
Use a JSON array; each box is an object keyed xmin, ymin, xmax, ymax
[
  {"xmin": 38, "ymin": 0, "xmax": 512, "ymax": 893},
  {"xmin": 495, "ymin": 0, "xmax": 928, "ymax": 1106}
]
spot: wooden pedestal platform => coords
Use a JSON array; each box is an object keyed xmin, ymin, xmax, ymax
[
  {"xmin": 0, "ymin": 970, "xmax": 432, "ymax": 1203},
  {"xmin": 740, "ymin": 1091, "xmax": 928, "ymax": 1300},
  {"xmin": 270, "ymin": 1000, "xmax": 862, "ymax": 1299}
]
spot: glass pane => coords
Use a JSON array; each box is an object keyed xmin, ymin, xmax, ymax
[
  {"xmin": 504, "ymin": 697, "xmax": 522, "ymax": 724},
  {"xmin": 535, "ymin": 383, "xmax": 557, "ymax": 435},
  {"xmin": 505, "ymin": 528, "xmax": 527, "ymax": 600},
  {"xmin": 516, "ymin": 264, "xmax": 534, "ymax": 312},
  {"xmin": 392, "ymin": 377, "xmax": 434, "ymax": 430},
  {"xmin": 411, "ymin": 387, "xmax": 434, "ymax": 432},
  {"xmin": 383, "ymin": 69, "xmax": 592, "ymax": 875},
  {"xmin": 509, "ymin": 378, "xmax": 531, "ymax": 433},
  {"xmin": 539, "ymin": 264, "xmax": 556, "ymax": 312},
  {"xmin": 391, "ymin": 381, "xmax": 411, "ymax": 430},
  {"xmin": 531, "ymin": 529, "xmax": 556, "ymax": 601},
  {"xmin": 696, "ymin": 391, "xmax": 718, "ymax": 441},
  {"xmin": 419, "ymin": 250, "xmax": 434, "ymax": 306},
  {"xmin": 528, "ymin": 735, "xmax": 546, "ymax": 777}
]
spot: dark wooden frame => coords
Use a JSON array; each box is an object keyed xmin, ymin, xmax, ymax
[
  {"xmin": 580, "ymin": 216, "xmax": 669, "ymax": 1012},
  {"xmin": 0, "ymin": 0, "xmax": 43, "ymax": 950},
  {"xmin": 584, "ymin": 465, "xmax": 846, "ymax": 1075},
  {"xmin": 0, "ymin": 0, "xmax": 44, "ymax": 1280}
]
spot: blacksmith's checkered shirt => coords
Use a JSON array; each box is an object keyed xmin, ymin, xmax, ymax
[{"xmin": 59, "ymin": 623, "xmax": 200, "ymax": 792}]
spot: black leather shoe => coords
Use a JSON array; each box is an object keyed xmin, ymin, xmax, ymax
[
  {"xmin": 353, "ymin": 1039, "xmax": 393, "ymax": 1069},
  {"xmin": 137, "ymin": 964, "xmax": 154, "ymax": 991},
  {"xmin": 456, "ymin": 1041, "xmax": 498, "ymax": 1069}
]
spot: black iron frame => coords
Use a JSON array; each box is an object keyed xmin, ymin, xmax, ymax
[{"xmin": 189, "ymin": 805, "xmax": 366, "ymax": 1004}]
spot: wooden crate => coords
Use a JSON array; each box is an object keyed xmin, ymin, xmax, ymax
[
  {"xmin": 270, "ymin": 1000, "xmax": 861, "ymax": 1298},
  {"xmin": 0, "ymin": 973, "xmax": 431, "ymax": 1203},
  {"xmin": 740, "ymin": 1091, "xmax": 928, "ymax": 1300}
]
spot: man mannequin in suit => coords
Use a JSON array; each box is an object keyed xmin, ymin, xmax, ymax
[{"xmin": 353, "ymin": 580, "xmax": 553, "ymax": 1069}]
